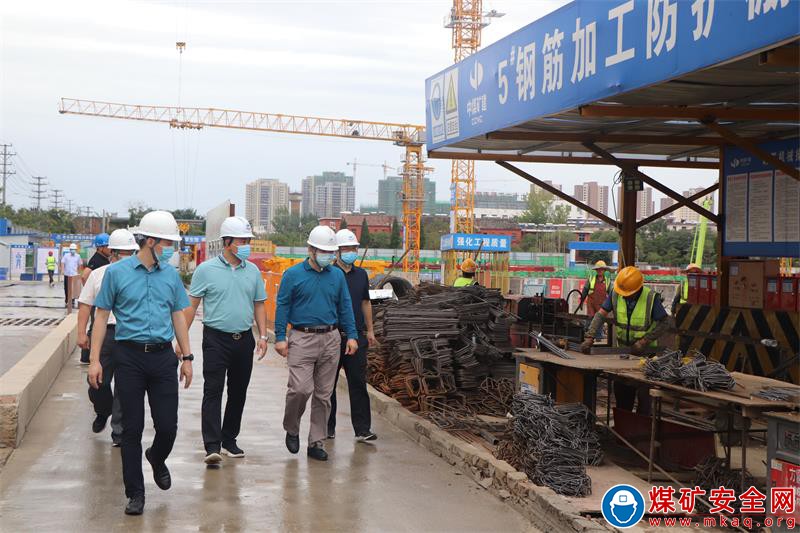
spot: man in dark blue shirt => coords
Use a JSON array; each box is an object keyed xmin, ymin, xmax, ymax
[
  {"xmin": 327, "ymin": 229, "xmax": 378, "ymax": 443},
  {"xmin": 275, "ymin": 225, "xmax": 357, "ymax": 461}
]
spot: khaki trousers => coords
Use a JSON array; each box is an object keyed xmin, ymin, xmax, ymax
[{"xmin": 282, "ymin": 329, "xmax": 341, "ymax": 444}]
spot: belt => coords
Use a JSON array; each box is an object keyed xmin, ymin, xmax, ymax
[
  {"xmin": 294, "ymin": 325, "xmax": 336, "ymax": 334},
  {"xmin": 120, "ymin": 341, "xmax": 171, "ymax": 353},
  {"xmin": 205, "ymin": 325, "xmax": 251, "ymax": 341}
]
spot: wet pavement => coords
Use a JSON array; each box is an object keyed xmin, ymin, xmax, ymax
[
  {"xmin": 0, "ymin": 281, "xmax": 69, "ymax": 377},
  {"xmin": 0, "ymin": 321, "xmax": 535, "ymax": 532}
]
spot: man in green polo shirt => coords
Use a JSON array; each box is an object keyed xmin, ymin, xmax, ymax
[{"xmin": 183, "ymin": 216, "xmax": 268, "ymax": 466}]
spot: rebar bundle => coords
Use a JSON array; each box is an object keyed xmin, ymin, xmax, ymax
[
  {"xmin": 496, "ymin": 391, "xmax": 602, "ymax": 497},
  {"xmin": 644, "ymin": 350, "xmax": 736, "ymax": 392},
  {"xmin": 753, "ymin": 386, "xmax": 800, "ymax": 402}
]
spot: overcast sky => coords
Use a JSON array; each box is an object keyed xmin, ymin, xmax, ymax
[{"xmin": 1, "ymin": 0, "xmax": 717, "ymax": 219}]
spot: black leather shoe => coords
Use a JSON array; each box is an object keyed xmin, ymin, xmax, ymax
[
  {"xmin": 92, "ymin": 414, "xmax": 109, "ymax": 433},
  {"xmin": 124, "ymin": 495, "xmax": 145, "ymax": 515},
  {"xmin": 285, "ymin": 433, "xmax": 300, "ymax": 454},
  {"xmin": 307, "ymin": 444, "xmax": 328, "ymax": 461},
  {"xmin": 145, "ymin": 448, "xmax": 171, "ymax": 490}
]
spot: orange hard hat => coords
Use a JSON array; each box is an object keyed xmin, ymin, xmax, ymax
[
  {"xmin": 460, "ymin": 258, "xmax": 477, "ymax": 273},
  {"xmin": 613, "ymin": 266, "xmax": 644, "ymax": 297},
  {"xmin": 684, "ymin": 263, "xmax": 701, "ymax": 272}
]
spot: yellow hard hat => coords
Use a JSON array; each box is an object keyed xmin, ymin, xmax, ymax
[
  {"xmin": 613, "ymin": 266, "xmax": 644, "ymax": 297},
  {"xmin": 460, "ymin": 258, "xmax": 477, "ymax": 273},
  {"xmin": 685, "ymin": 263, "xmax": 701, "ymax": 272},
  {"xmin": 593, "ymin": 260, "xmax": 608, "ymax": 270}
]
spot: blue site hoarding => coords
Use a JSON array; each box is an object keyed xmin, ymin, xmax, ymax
[
  {"xmin": 426, "ymin": 0, "xmax": 800, "ymax": 149},
  {"xmin": 441, "ymin": 233, "xmax": 512, "ymax": 252},
  {"xmin": 723, "ymin": 138, "xmax": 800, "ymax": 258}
]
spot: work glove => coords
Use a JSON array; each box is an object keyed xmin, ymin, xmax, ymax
[
  {"xmin": 630, "ymin": 339, "xmax": 648, "ymax": 355},
  {"xmin": 580, "ymin": 338, "xmax": 594, "ymax": 354}
]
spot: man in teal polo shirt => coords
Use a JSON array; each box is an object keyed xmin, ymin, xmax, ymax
[
  {"xmin": 88, "ymin": 210, "xmax": 193, "ymax": 516},
  {"xmin": 275, "ymin": 225, "xmax": 357, "ymax": 461},
  {"xmin": 183, "ymin": 216, "xmax": 268, "ymax": 466}
]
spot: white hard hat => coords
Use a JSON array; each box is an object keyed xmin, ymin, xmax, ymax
[
  {"xmin": 610, "ymin": 489, "xmax": 637, "ymax": 507},
  {"xmin": 108, "ymin": 229, "xmax": 139, "ymax": 251},
  {"xmin": 136, "ymin": 210, "xmax": 181, "ymax": 242},
  {"xmin": 220, "ymin": 216, "xmax": 255, "ymax": 239},
  {"xmin": 335, "ymin": 228, "xmax": 359, "ymax": 247},
  {"xmin": 307, "ymin": 225, "xmax": 338, "ymax": 251},
  {"xmin": 69, "ymin": 243, "xmax": 77, "ymax": 250}
]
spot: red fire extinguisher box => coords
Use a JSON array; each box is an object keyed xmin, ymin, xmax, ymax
[
  {"xmin": 779, "ymin": 276, "xmax": 798, "ymax": 312},
  {"xmin": 687, "ymin": 273, "xmax": 699, "ymax": 304},
  {"xmin": 709, "ymin": 274, "xmax": 718, "ymax": 306},
  {"xmin": 697, "ymin": 275, "xmax": 711, "ymax": 305},
  {"xmin": 765, "ymin": 277, "xmax": 781, "ymax": 311}
]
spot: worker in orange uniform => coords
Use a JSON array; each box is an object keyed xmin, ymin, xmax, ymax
[
  {"xmin": 454, "ymin": 258, "xmax": 478, "ymax": 287},
  {"xmin": 672, "ymin": 263, "xmax": 701, "ymax": 316},
  {"xmin": 581, "ymin": 266, "xmax": 671, "ymax": 415},
  {"xmin": 580, "ymin": 260, "xmax": 612, "ymax": 317}
]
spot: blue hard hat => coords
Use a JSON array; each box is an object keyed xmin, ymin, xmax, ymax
[{"xmin": 94, "ymin": 233, "xmax": 110, "ymax": 247}]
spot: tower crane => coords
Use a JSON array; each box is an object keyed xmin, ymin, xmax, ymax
[
  {"xmin": 444, "ymin": 1, "xmax": 503, "ymax": 233},
  {"xmin": 58, "ymin": 97, "xmax": 428, "ymax": 274},
  {"xmin": 347, "ymin": 159, "xmax": 396, "ymax": 180}
]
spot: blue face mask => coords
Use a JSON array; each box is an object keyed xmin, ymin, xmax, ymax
[
  {"xmin": 315, "ymin": 252, "xmax": 335, "ymax": 268},
  {"xmin": 340, "ymin": 251, "xmax": 359, "ymax": 265},
  {"xmin": 158, "ymin": 245, "xmax": 175, "ymax": 263},
  {"xmin": 235, "ymin": 245, "xmax": 251, "ymax": 261}
]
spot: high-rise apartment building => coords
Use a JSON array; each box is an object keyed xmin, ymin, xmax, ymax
[
  {"xmin": 615, "ymin": 185, "xmax": 655, "ymax": 221},
  {"xmin": 674, "ymin": 188, "xmax": 716, "ymax": 222},
  {"xmin": 378, "ymin": 176, "xmax": 436, "ymax": 218},
  {"xmin": 245, "ymin": 178, "xmax": 290, "ymax": 233},
  {"xmin": 301, "ymin": 171, "xmax": 355, "ymax": 218},
  {"xmin": 572, "ymin": 181, "xmax": 609, "ymax": 219},
  {"xmin": 474, "ymin": 192, "xmax": 528, "ymax": 210}
]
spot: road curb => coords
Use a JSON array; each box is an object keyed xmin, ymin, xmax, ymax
[
  {"xmin": 0, "ymin": 314, "xmax": 78, "ymax": 447},
  {"xmin": 365, "ymin": 384, "xmax": 615, "ymax": 532}
]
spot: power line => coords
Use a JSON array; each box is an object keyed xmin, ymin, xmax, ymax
[
  {"xmin": 1, "ymin": 143, "xmax": 16, "ymax": 206},
  {"xmin": 30, "ymin": 176, "xmax": 48, "ymax": 210},
  {"xmin": 51, "ymin": 189, "xmax": 64, "ymax": 210},
  {"xmin": 66, "ymin": 198, "xmax": 75, "ymax": 213}
]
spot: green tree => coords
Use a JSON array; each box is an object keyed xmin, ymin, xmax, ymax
[
  {"xmin": 340, "ymin": 217, "xmax": 348, "ymax": 229},
  {"xmin": 360, "ymin": 218, "xmax": 371, "ymax": 247},
  {"xmin": 583, "ymin": 230, "xmax": 619, "ymax": 264},
  {"xmin": 515, "ymin": 230, "xmax": 576, "ymax": 253},
  {"xmin": 127, "ymin": 202, "xmax": 152, "ymax": 226},
  {"xmin": 369, "ymin": 232, "xmax": 391, "ymax": 249},
  {"xmin": 172, "ymin": 208, "xmax": 201, "ymax": 220},
  {"xmin": 389, "ymin": 218, "xmax": 401, "ymax": 248},
  {"xmin": 519, "ymin": 189, "xmax": 570, "ymax": 224},
  {"xmin": 420, "ymin": 217, "xmax": 450, "ymax": 250},
  {"xmin": 268, "ymin": 208, "xmax": 318, "ymax": 246},
  {"xmin": 0, "ymin": 206, "xmax": 76, "ymax": 234}
]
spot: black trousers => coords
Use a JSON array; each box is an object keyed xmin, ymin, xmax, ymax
[
  {"xmin": 87, "ymin": 325, "xmax": 123, "ymax": 441},
  {"xmin": 63, "ymin": 275, "xmax": 69, "ymax": 302},
  {"xmin": 114, "ymin": 342, "xmax": 179, "ymax": 498},
  {"xmin": 47, "ymin": 269, "xmax": 54, "ymax": 284},
  {"xmin": 201, "ymin": 327, "xmax": 255, "ymax": 453},
  {"xmin": 328, "ymin": 336, "xmax": 371, "ymax": 435}
]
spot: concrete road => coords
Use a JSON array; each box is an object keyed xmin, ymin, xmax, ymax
[{"xmin": 0, "ymin": 323, "xmax": 534, "ymax": 532}]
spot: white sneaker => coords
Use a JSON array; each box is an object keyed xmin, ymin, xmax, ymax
[
  {"xmin": 355, "ymin": 431, "xmax": 378, "ymax": 443},
  {"xmin": 204, "ymin": 451, "xmax": 222, "ymax": 465}
]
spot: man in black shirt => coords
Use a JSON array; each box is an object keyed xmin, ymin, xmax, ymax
[
  {"xmin": 79, "ymin": 233, "xmax": 111, "ymax": 364},
  {"xmin": 328, "ymin": 229, "xmax": 378, "ymax": 442}
]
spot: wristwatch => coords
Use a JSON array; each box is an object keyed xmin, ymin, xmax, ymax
[
  {"xmin": 259, "ymin": 335, "xmax": 269, "ymax": 341},
  {"xmin": 181, "ymin": 353, "xmax": 195, "ymax": 362}
]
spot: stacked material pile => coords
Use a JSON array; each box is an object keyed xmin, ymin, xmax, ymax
[
  {"xmin": 495, "ymin": 392, "xmax": 602, "ymax": 497},
  {"xmin": 366, "ymin": 283, "xmax": 517, "ymax": 418},
  {"xmin": 644, "ymin": 350, "xmax": 736, "ymax": 392}
]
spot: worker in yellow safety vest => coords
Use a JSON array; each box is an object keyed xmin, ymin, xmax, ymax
[
  {"xmin": 580, "ymin": 260, "xmax": 613, "ymax": 317},
  {"xmin": 671, "ymin": 263, "xmax": 702, "ymax": 315},
  {"xmin": 580, "ymin": 266, "xmax": 672, "ymax": 414},
  {"xmin": 454, "ymin": 258, "xmax": 478, "ymax": 287},
  {"xmin": 46, "ymin": 251, "xmax": 57, "ymax": 287}
]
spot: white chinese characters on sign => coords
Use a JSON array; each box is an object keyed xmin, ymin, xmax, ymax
[
  {"xmin": 571, "ymin": 18, "xmax": 597, "ymax": 83},
  {"xmin": 646, "ymin": 0, "xmax": 677, "ymax": 59},
  {"xmin": 747, "ymin": 0, "xmax": 791, "ymax": 21},
  {"xmin": 516, "ymin": 42, "xmax": 537, "ymax": 101},
  {"xmin": 541, "ymin": 29, "xmax": 564, "ymax": 94},
  {"xmin": 606, "ymin": 0, "xmax": 636, "ymax": 67},
  {"xmin": 691, "ymin": 0, "xmax": 714, "ymax": 40}
]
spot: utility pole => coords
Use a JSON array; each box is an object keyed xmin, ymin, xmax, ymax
[
  {"xmin": 1, "ymin": 144, "xmax": 16, "ymax": 207},
  {"xmin": 31, "ymin": 176, "xmax": 47, "ymax": 210},
  {"xmin": 66, "ymin": 198, "xmax": 74, "ymax": 213},
  {"xmin": 82, "ymin": 206, "xmax": 92, "ymax": 218},
  {"xmin": 51, "ymin": 189, "xmax": 63, "ymax": 210}
]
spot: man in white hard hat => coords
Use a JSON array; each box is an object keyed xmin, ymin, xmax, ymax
[
  {"xmin": 61, "ymin": 242, "xmax": 83, "ymax": 307},
  {"xmin": 78, "ymin": 229, "xmax": 139, "ymax": 446},
  {"xmin": 89, "ymin": 210, "xmax": 193, "ymax": 516},
  {"xmin": 275, "ymin": 225, "xmax": 358, "ymax": 461},
  {"xmin": 327, "ymin": 229, "xmax": 378, "ymax": 442},
  {"xmin": 183, "ymin": 216, "xmax": 268, "ymax": 465}
]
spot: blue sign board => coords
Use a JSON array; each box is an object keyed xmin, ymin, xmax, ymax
[
  {"xmin": 51, "ymin": 233, "xmax": 95, "ymax": 243},
  {"xmin": 441, "ymin": 233, "xmax": 512, "ymax": 252},
  {"xmin": 183, "ymin": 236, "xmax": 205, "ymax": 244},
  {"xmin": 426, "ymin": 0, "xmax": 800, "ymax": 149},
  {"xmin": 723, "ymin": 138, "xmax": 800, "ymax": 258}
]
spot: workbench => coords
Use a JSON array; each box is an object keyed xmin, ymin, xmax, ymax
[{"xmin": 605, "ymin": 368, "xmax": 800, "ymax": 488}]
